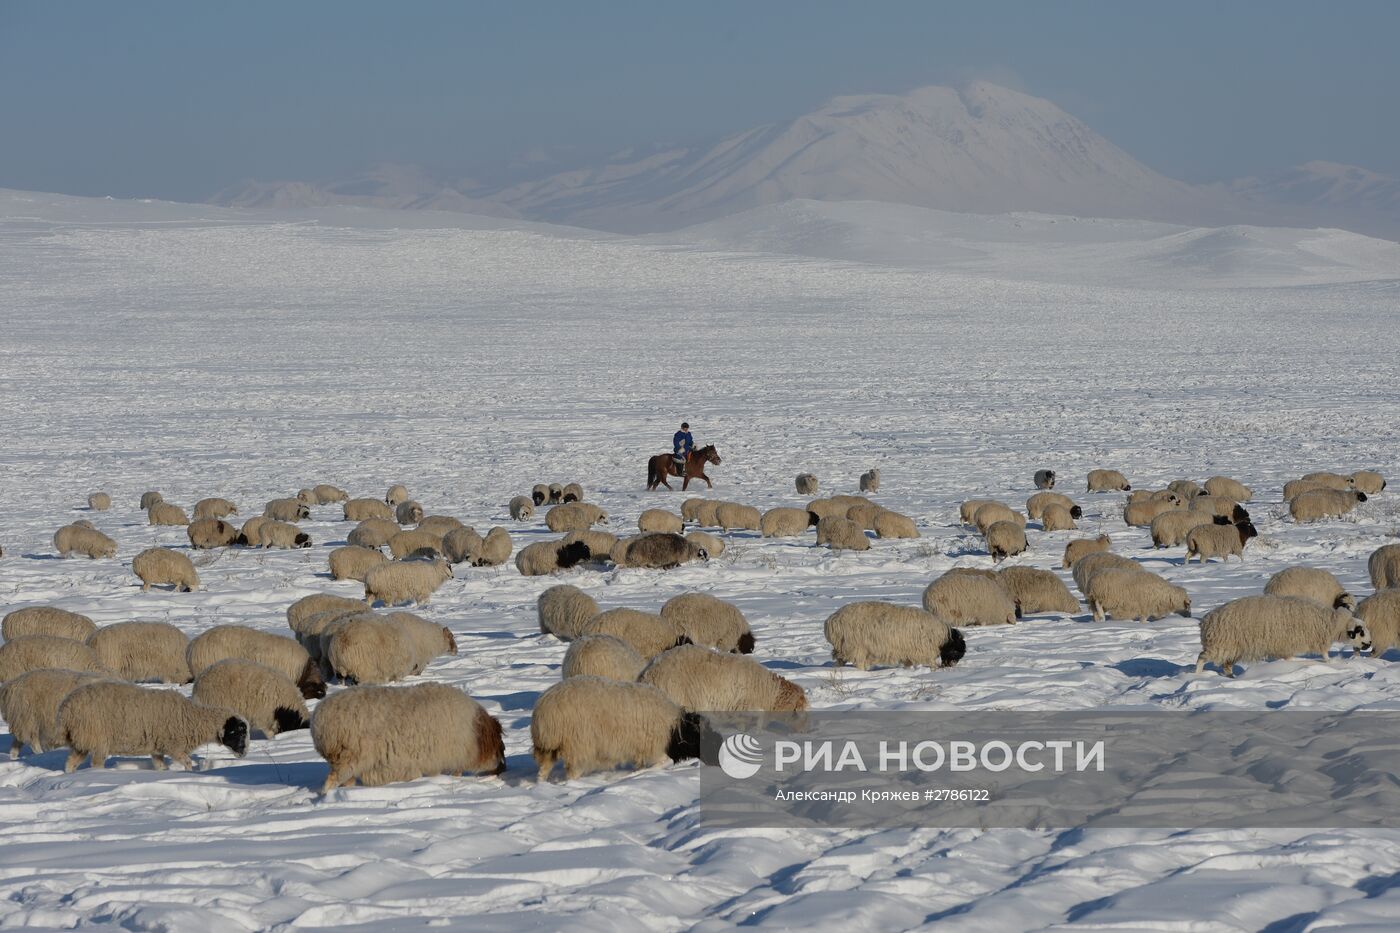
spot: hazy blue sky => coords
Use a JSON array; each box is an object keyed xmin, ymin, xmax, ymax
[{"xmin": 2, "ymin": 1, "xmax": 1397, "ymax": 201}]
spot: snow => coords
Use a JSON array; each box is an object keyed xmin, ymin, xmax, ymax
[{"xmin": 1, "ymin": 190, "xmax": 1400, "ymax": 929}]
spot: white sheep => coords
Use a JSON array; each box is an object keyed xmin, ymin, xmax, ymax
[
  {"xmin": 1290, "ymin": 489, "xmax": 1367, "ymax": 522},
  {"xmin": 548, "ymin": 483, "xmax": 564, "ymax": 504},
  {"xmin": 1061, "ymin": 535, "xmax": 1112, "ymax": 569},
  {"xmin": 1070, "ymin": 551, "xmax": 1140, "ymax": 594},
  {"xmin": 286, "ymin": 593, "xmax": 369, "ymax": 637},
  {"xmin": 0, "ymin": 668, "xmax": 113, "ymax": 757},
  {"xmin": 140, "ymin": 491, "xmax": 163, "ymax": 510},
  {"xmin": 1203, "ymin": 476, "xmax": 1253, "ymax": 502},
  {"xmin": 640, "ymin": 644, "xmax": 807, "ymax": 712},
  {"xmin": 531, "ymin": 677, "xmax": 704, "ymax": 781},
  {"xmin": 263, "ymin": 497, "xmax": 309, "ymax": 523},
  {"xmin": 873, "ymin": 511, "xmax": 918, "ymax": 539},
  {"xmin": 715, "ymin": 503, "xmax": 761, "ymax": 532},
  {"xmin": 241, "ymin": 515, "xmax": 269, "ymax": 547},
  {"xmin": 0, "ymin": 635, "xmax": 108, "ymax": 683},
  {"xmin": 1351, "ymin": 470, "xmax": 1387, "ymax": 495},
  {"xmin": 509, "ymin": 496, "xmax": 536, "ymax": 521},
  {"xmin": 545, "ymin": 502, "xmax": 608, "ymax": 533},
  {"xmin": 638, "ymin": 509, "xmax": 684, "ymax": 535},
  {"xmin": 416, "ymin": 515, "xmax": 467, "ymax": 536},
  {"xmin": 846, "ymin": 502, "xmax": 885, "ymax": 531},
  {"xmin": 1356, "ymin": 590, "xmax": 1400, "ymax": 657},
  {"xmin": 2, "ymin": 606, "xmax": 97, "ymax": 643},
  {"xmin": 87, "ymin": 492, "xmax": 111, "ymax": 511},
  {"xmin": 475, "ymin": 527, "xmax": 513, "ymax": 567},
  {"xmin": 259, "ymin": 520, "xmax": 312, "ymax": 550},
  {"xmin": 440, "ymin": 527, "xmax": 482, "ymax": 564},
  {"xmin": 148, "ymin": 502, "xmax": 189, "ymax": 526},
  {"xmin": 922, "ymin": 573, "xmax": 1017, "ymax": 626},
  {"xmin": 760, "ymin": 507, "xmax": 816, "ymax": 538},
  {"xmin": 320, "ymin": 614, "xmax": 417, "ymax": 685},
  {"xmin": 329, "ymin": 545, "xmax": 389, "ymax": 582},
  {"xmin": 816, "ymin": 516, "xmax": 871, "ymax": 552},
  {"xmin": 1264, "ymin": 566, "xmax": 1355, "ymax": 610},
  {"xmin": 795, "ymin": 473, "xmax": 819, "ymax": 495},
  {"xmin": 313, "ymin": 484, "xmax": 349, "ymax": 503},
  {"xmin": 824, "ymin": 601, "xmax": 966, "ymax": 670},
  {"xmin": 192, "ymin": 659, "xmax": 309, "ymax": 738},
  {"xmin": 996, "ymin": 566, "xmax": 1079, "ymax": 615},
  {"xmin": 1086, "ymin": 469, "xmax": 1131, "ymax": 492},
  {"xmin": 53, "ymin": 524, "xmax": 117, "ymax": 559},
  {"xmin": 1196, "ymin": 595, "xmax": 1370, "ymax": 676},
  {"xmin": 194, "ymin": 497, "xmax": 238, "ymax": 520},
  {"xmin": 388, "ymin": 528, "xmax": 444, "ymax": 560},
  {"xmin": 515, "ymin": 540, "xmax": 593, "ymax": 576},
  {"xmin": 1185, "ymin": 520, "xmax": 1258, "ymax": 564},
  {"xmin": 532, "ymin": 484, "xmax": 550, "ymax": 506},
  {"xmin": 187, "ymin": 625, "xmax": 326, "ymax": 699},
  {"xmin": 344, "ymin": 498, "xmax": 394, "ymax": 522},
  {"xmin": 1149, "ymin": 510, "xmax": 1221, "ymax": 549},
  {"xmin": 1083, "ymin": 568, "xmax": 1190, "ymax": 622},
  {"xmin": 132, "ymin": 547, "xmax": 199, "ymax": 592},
  {"xmin": 538, "ymin": 585, "xmax": 600, "ymax": 640},
  {"xmin": 394, "ymin": 500, "xmax": 424, "ymax": 525},
  {"xmin": 686, "ymin": 531, "xmax": 725, "ymax": 559},
  {"xmin": 187, "ymin": 517, "xmax": 242, "ymax": 549},
  {"xmin": 973, "ymin": 502, "xmax": 1025, "ymax": 535},
  {"xmin": 1189, "ymin": 495, "xmax": 1251, "ymax": 523},
  {"xmin": 580, "ymin": 608, "xmax": 691, "ymax": 658},
  {"xmin": 1301, "ymin": 471, "xmax": 1354, "ymax": 490},
  {"xmin": 365, "ymin": 558, "xmax": 452, "ymax": 606},
  {"xmin": 385, "ymin": 484, "xmax": 410, "ymax": 505},
  {"xmin": 561, "ymin": 635, "xmax": 646, "ymax": 681},
  {"xmin": 659, "ymin": 593, "xmax": 754, "ymax": 654},
  {"xmin": 985, "ymin": 520, "xmax": 1028, "ymax": 563},
  {"xmin": 1369, "ymin": 544, "xmax": 1400, "ymax": 590},
  {"xmin": 1026, "ymin": 492, "xmax": 1080, "ymax": 521},
  {"xmin": 87, "ymin": 621, "xmax": 191, "ymax": 684},
  {"xmin": 1040, "ymin": 504, "xmax": 1077, "ymax": 532},
  {"xmin": 57, "ymin": 681, "xmax": 249, "ymax": 771},
  {"xmin": 562, "ymin": 483, "xmax": 584, "ymax": 503},
  {"xmin": 1123, "ymin": 498, "xmax": 1179, "ymax": 528},
  {"xmin": 959, "ymin": 499, "xmax": 1003, "ymax": 525}
]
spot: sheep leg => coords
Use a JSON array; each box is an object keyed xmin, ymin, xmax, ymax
[
  {"xmin": 65, "ymin": 750, "xmax": 87, "ymax": 772},
  {"xmin": 150, "ymin": 755, "xmax": 167, "ymax": 771},
  {"xmin": 1091, "ymin": 601, "xmax": 1105, "ymax": 623},
  {"xmin": 1223, "ymin": 662, "xmax": 1235, "ymax": 677},
  {"xmin": 89, "ymin": 748, "xmax": 108, "ymax": 770},
  {"xmin": 1194, "ymin": 655, "xmax": 1207, "ymax": 674},
  {"xmin": 141, "ymin": 582, "xmax": 151, "ymax": 592},
  {"xmin": 8, "ymin": 744, "xmax": 19, "ymax": 760},
  {"xmin": 175, "ymin": 753, "xmax": 195, "ymax": 770}
]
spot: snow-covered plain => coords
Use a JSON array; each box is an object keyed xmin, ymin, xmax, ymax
[{"xmin": 2, "ymin": 190, "xmax": 1400, "ymax": 930}]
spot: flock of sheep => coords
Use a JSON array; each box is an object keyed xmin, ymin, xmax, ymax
[{"xmin": 0, "ymin": 460, "xmax": 1395, "ymax": 790}]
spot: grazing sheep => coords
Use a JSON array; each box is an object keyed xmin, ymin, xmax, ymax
[
  {"xmin": 1301, "ymin": 471, "xmax": 1354, "ymax": 491},
  {"xmin": 638, "ymin": 509, "xmax": 684, "ymax": 535},
  {"xmin": 347, "ymin": 518, "xmax": 401, "ymax": 549},
  {"xmin": 804, "ymin": 499, "xmax": 844, "ymax": 523},
  {"xmin": 959, "ymin": 499, "xmax": 1003, "ymax": 525},
  {"xmin": 693, "ymin": 500, "xmax": 725, "ymax": 526},
  {"xmin": 0, "ymin": 669, "xmax": 112, "ymax": 758},
  {"xmin": 259, "ymin": 520, "xmax": 312, "ymax": 550},
  {"xmin": 2, "ymin": 606, "xmax": 97, "ymax": 643},
  {"xmin": 1196, "ymin": 596, "xmax": 1369, "ymax": 675},
  {"xmin": 715, "ymin": 503, "xmax": 761, "ymax": 533},
  {"xmin": 193, "ymin": 660, "xmax": 309, "ymax": 738},
  {"xmin": 816, "ymin": 516, "xmax": 871, "ymax": 552},
  {"xmin": 132, "ymin": 547, "xmax": 199, "ymax": 592},
  {"xmin": 824, "ymin": 602, "xmax": 966, "ymax": 670},
  {"xmin": 1026, "ymin": 492, "xmax": 1081, "ymax": 521},
  {"xmin": 1291, "ymin": 488, "xmax": 1367, "ymax": 522},
  {"xmin": 1369, "ymin": 544, "xmax": 1400, "ymax": 590},
  {"xmin": 329, "ymin": 545, "xmax": 389, "ymax": 582},
  {"xmin": 58, "ymin": 681, "xmax": 248, "ymax": 772},
  {"xmin": 532, "ymin": 484, "xmax": 550, "ymax": 506},
  {"xmin": 188, "ymin": 625, "xmax": 325, "ymax": 698},
  {"xmin": 87, "ymin": 621, "xmax": 191, "ymax": 683},
  {"xmin": 996, "ymin": 566, "xmax": 1079, "ymax": 615},
  {"xmin": 509, "ymin": 496, "xmax": 536, "ymax": 521},
  {"xmin": 53, "ymin": 523, "xmax": 117, "ymax": 559},
  {"xmin": 384, "ymin": 611, "xmax": 456, "ymax": 672},
  {"xmin": 286, "ymin": 593, "xmax": 368, "ymax": 636},
  {"xmin": 562, "ymin": 483, "xmax": 584, "ymax": 503},
  {"xmin": 562, "ymin": 634, "xmax": 646, "ymax": 681},
  {"xmin": 859, "ymin": 469, "xmax": 881, "ymax": 493},
  {"xmin": 845, "ymin": 503, "xmax": 885, "ymax": 531},
  {"xmin": 384, "ymin": 484, "xmax": 409, "ymax": 505},
  {"xmin": 365, "ymin": 557, "xmax": 452, "ymax": 606},
  {"xmin": 140, "ymin": 491, "xmax": 163, "ymax": 510},
  {"xmin": 1124, "ymin": 498, "xmax": 1180, "ymax": 528},
  {"xmin": 1203, "ymin": 476, "xmax": 1253, "ymax": 502},
  {"xmin": 297, "ymin": 488, "xmax": 319, "ymax": 506},
  {"xmin": 1070, "ymin": 551, "xmax": 1140, "ymax": 594},
  {"xmin": 538, "ymin": 585, "xmax": 601, "ymax": 640},
  {"xmin": 291, "ymin": 610, "xmax": 368, "ymax": 661},
  {"xmin": 476, "ymin": 527, "xmax": 513, "ymax": 567},
  {"xmin": 1150, "ymin": 510, "xmax": 1223, "ymax": 549},
  {"xmin": 548, "ymin": 483, "xmax": 564, "ymax": 504},
  {"xmin": 1034, "ymin": 469, "xmax": 1056, "ymax": 490},
  {"xmin": 320, "ymin": 614, "xmax": 417, "ymax": 684},
  {"xmin": 622, "ymin": 532, "xmax": 709, "ymax": 570},
  {"xmin": 1185, "ymin": 521, "xmax": 1258, "ymax": 564},
  {"xmin": 973, "ymin": 503, "xmax": 1026, "ymax": 535},
  {"xmin": 795, "ymin": 473, "xmax": 819, "ymax": 495},
  {"xmin": 516, "ymin": 540, "xmax": 593, "ymax": 576},
  {"xmin": 344, "ymin": 498, "xmax": 394, "ymax": 522},
  {"xmin": 686, "ymin": 531, "xmax": 725, "ymax": 559},
  {"xmin": 1190, "ymin": 495, "xmax": 1251, "ymax": 523},
  {"xmin": 263, "ymin": 498, "xmax": 309, "ymax": 523},
  {"xmin": 1355, "ymin": 590, "xmax": 1400, "ymax": 657},
  {"xmin": 147, "ymin": 502, "xmax": 189, "ymax": 526},
  {"xmin": 194, "ymin": 497, "xmax": 238, "ymax": 520},
  {"xmin": 545, "ymin": 502, "xmax": 609, "ymax": 533},
  {"xmin": 873, "ymin": 510, "xmax": 919, "ymax": 539},
  {"xmin": 441, "ymin": 527, "xmax": 483, "ymax": 564},
  {"xmin": 985, "ymin": 520, "xmax": 1028, "ymax": 563},
  {"xmin": 641, "ymin": 645, "xmax": 806, "ymax": 712},
  {"xmin": 659, "ymin": 593, "xmax": 754, "ymax": 654},
  {"xmin": 562, "ymin": 528, "xmax": 619, "ymax": 559},
  {"xmin": 680, "ymin": 498, "xmax": 706, "ymax": 523},
  {"xmin": 922, "ymin": 573, "xmax": 1018, "ymax": 627},
  {"xmin": 1264, "ymin": 566, "xmax": 1355, "ymax": 610},
  {"xmin": 395, "ymin": 500, "xmax": 424, "ymax": 525},
  {"xmin": 87, "ymin": 492, "xmax": 111, "ymax": 511},
  {"xmin": 761, "ymin": 507, "xmax": 817, "ymax": 538},
  {"xmin": 187, "ymin": 518, "xmax": 242, "ymax": 549},
  {"xmin": 1040, "ymin": 504, "xmax": 1077, "ymax": 532},
  {"xmin": 416, "ymin": 516, "xmax": 466, "ymax": 536},
  {"xmin": 580, "ymin": 609, "xmax": 690, "ymax": 659},
  {"xmin": 1282, "ymin": 479, "xmax": 1332, "ymax": 501},
  {"xmin": 1086, "ymin": 469, "xmax": 1131, "ymax": 492},
  {"xmin": 1351, "ymin": 470, "xmax": 1387, "ymax": 495},
  {"xmin": 388, "ymin": 528, "xmax": 444, "ymax": 560},
  {"xmin": 1083, "ymin": 568, "xmax": 1190, "ymax": 622},
  {"xmin": 531, "ymin": 677, "xmax": 703, "ymax": 781},
  {"xmin": 314, "ymin": 484, "xmax": 349, "ymax": 503},
  {"xmin": 0, "ymin": 635, "xmax": 108, "ymax": 683},
  {"xmin": 240, "ymin": 515, "xmax": 269, "ymax": 547},
  {"xmin": 313, "ymin": 683, "xmax": 504, "ymax": 791},
  {"xmin": 1167, "ymin": 479, "xmax": 1204, "ymax": 500}
]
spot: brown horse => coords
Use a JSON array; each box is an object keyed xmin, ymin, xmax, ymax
[{"xmin": 648, "ymin": 445, "xmax": 721, "ymax": 491}]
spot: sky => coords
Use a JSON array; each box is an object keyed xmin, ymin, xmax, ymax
[{"xmin": 2, "ymin": 1, "xmax": 1397, "ymax": 202}]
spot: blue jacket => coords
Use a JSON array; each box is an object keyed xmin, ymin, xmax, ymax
[{"xmin": 673, "ymin": 430, "xmax": 694, "ymax": 456}]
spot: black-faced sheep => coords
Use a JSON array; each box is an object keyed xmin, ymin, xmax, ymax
[
  {"xmin": 1356, "ymin": 590, "xmax": 1400, "ymax": 657},
  {"xmin": 263, "ymin": 498, "xmax": 309, "ymax": 523},
  {"xmin": 1086, "ymin": 469, "xmax": 1131, "ymax": 492},
  {"xmin": 548, "ymin": 483, "xmax": 564, "ymax": 504},
  {"xmin": 515, "ymin": 540, "xmax": 593, "ymax": 576},
  {"xmin": 532, "ymin": 484, "xmax": 550, "ymax": 506},
  {"xmin": 996, "ymin": 566, "xmax": 1079, "ymax": 615},
  {"xmin": 816, "ymin": 516, "xmax": 871, "ymax": 552},
  {"xmin": 1264, "ymin": 566, "xmax": 1354, "ymax": 610},
  {"xmin": 1351, "ymin": 470, "xmax": 1387, "ymax": 495},
  {"xmin": 1196, "ymin": 595, "xmax": 1370, "ymax": 675},
  {"xmin": 2, "ymin": 606, "xmax": 97, "ymax": 643},
  {"xmin": 345, "ymin": 498, "xmax": 394, "ymax": 522},
  {"xmin": 1026, "ymin": 492, "xmax": 1081, "ymax": 521},
  {"xmin": 640, "ymin": 644, "xmax": 807, "ymax": 712},
  {"xmin": 475, "ymin": 527, "xmax": 513, "ymax": 568},
  {"xmin": 1203, "ymin": 476, "xmax": 1252, "ymax": 502},
  {"xmin": 580, "ymin": 608, "xmax": 691, "ymax": 658},
  {"xmin": 545, "ymin": 502, "xmax": 608, "ymax": 533},
  {"xmin": 1369, "ymin": 544, "xmax": 1400, "ymax": 590},
  {"xmin": 531, "ymin": 677, "xmax": 704, "ymax": 781},
  {"xmin": 87, "ymin": 621, "xmax": 191, "ymax": 684},
  {"xmin": 562, "ymin": 483, "xmax": 584, "ymax": 503},
  {"xmin": 985, "ymin": 520, "xmax": 1028, "ymax": 563},
  {"xmin": 659, "ymin": 593, "xmax": 754, "ymax": 654},
  {"xmin": 1290, "ymin": 489, "xmax": 1367, "ymax": 522},
  {"xmin": 313, "ymin": 683, "xmax": 504, "ymax": 791},
  {"xmin": 58, "ymin": 682, "xmax": 248, "ymax": 772},
  {"xmin": 365, "ymin": 558, "xmax": 452, "ymax": 606},
  {"xmin": 192, "ymin": 659, "xmax": 309, "ymax": 738},
  {"xmin": 54, "ymin": 523, "xmax": 117, "ymax": 559},
  {"xmin": 0, "ymin": 668, "xmax": 112, "ymax": 758},
  {"xmin": 1083, "ymin": 568, "xmax": 1190, "ymax": 622},
  {"xmin": 132, "ymin": 547, "xmax": 199, "ymax": 592},
  {"xmin": 188, "ymin": 625, "xmax": 326, "ymax": 699},
  {"xmin": 259, "ymin": 520, "xmax": 312, "ymax": 550},
  {"xmin": 1185, "ymin": 521, "xmax": 1258, "ymax": 564},
  {"xmin": 922, "ymin": 573, "xmax": 1017, "ymax": 626},
  {"xmin": 509, "ymin": 496, "xmax": 536, "ymax": 521},
  {"xmin": 824, "ymin": 602, "xmax": 965, "ymax": 670},
  {"xmin": 562, "ymin": 634, "xmax": 646, "ymax": 681},
  {"xmin": 562, "ymin": 529, "xmax": 619, "ymax": 561},
  {"xmin": 686, "ymin": 531, "xmax": 725, "ymax": 559},
  {"xmin": 859, "ymin": 469, "xmax": 880, "ymax": 493},
  {"xmin": 87, "ymin": 492, "xmax": 111, "ymax": 511},
  {"xmin": 329, "ymin": 545, "xmax": 389, "ymax": 581},
  {"xmin": 1189, "ymin": 495, "xmax": 1250, "ymax": 523},
  {"xmin": 1040, "ymin": 504, "xmax": 1077, "ymax": 532},
  {"xmin": 795, "ymin": 473, "xmax": 819, "ymax": 495},
  {"xmin": 621, "ymin": 533, "xmax": 708, "ymax": 570},
  {"xmin": 194, "ymin": 497, "xmax": 238, "ymax": 520}
]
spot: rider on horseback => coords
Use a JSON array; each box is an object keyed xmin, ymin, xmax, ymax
[{"xmin": 672, "ymin": 422, "xmax": 694, "ymax": 473}]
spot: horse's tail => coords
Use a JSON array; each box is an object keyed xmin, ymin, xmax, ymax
[{"xmin": 647, "ymin": 457, "xmax": 657, "ymax": 488}]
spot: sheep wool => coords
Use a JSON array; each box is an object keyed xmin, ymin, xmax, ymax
[
  {"xmin": 2, "ymin": 606, "xmax": 97, "ymax": 643},
  {"xmin": 385, "ymin": 484, "xmax": 410, "ymax": 506},
  {"xmin": 187, "ymin": 625, "xmax": 326, "ymax": 699},
  {"xmin": 321, "ymin": 614, "xmax": 417, "ymax": 685},
  {"xmin": 858, "ymin": 469, "xmax": 881, "ymax": 493},
  {"xmin": 1040, "ymin": 504, "xmax": 1077, "ymax": 532},
  {"xmin": 761, "ymin": 507, "xmax": 816, "ymax": 538},
  {"xmin": 1203, "ymin": 476, "xmax": 1253, "ymax": 502},
  {"xmin": 313, "ymin": 683, "xmax": 504, "ymax": 791},
  {"xmin": 1185, "ymin": 521, "xmax": 1258, "ymax": 564},
  {"xmin": 873, "ymin": 510, "xmax": 919, "ymax": 539},
  {"xmin": 996, "ymin": 566, "xmax": 1079, "ymax": 615},
  {"xmin": 640, "ymin": 644, "xmax": 807, "ymax": 712},
  {"xmin": 806, "ymin": 499, "xmax": 845, "ymax": 522},
  {"xmin": 638, "ymin": 509, "xmax": 684, "ymax": 535},
  {"xmin": 959, "ymin": 499, "xmax": 1003, "ymax": 525},
  {"xmin": 1070, "ymin": 551, "xmax": 1139, "ymax": 595},
  {"xmin": 365, "ymin": 558, "xmax": 453, "ymax": 606},
  {"xmin": 1265, "ymin": 566, "xmax": 1354, "ymax": 610},
  {"xmin": 297, "ymin": 488, "xmax": 320, "ymax": 506},
  {"xmin": 1086, "ymin": 469, "xmax": 1131, "ymax": 492},
  {"xmin": 680, "ymin": 498, "xmax": 706, "ymax": 523},
  {"xmin": 561, "ymin": 529, "xmax": 619, "ymax": 560},
  {"xmin": 1083, "ymin": 568, "xmax": 1190, "ymax": 622},
  {"xmin": 1026, "ymin": 492, "xmax": 1079, "ymax": 521},
  {"xmin": 922, "ymin": 572, "xmax": 1018, "ymax": 627},
  {"xmin": 0, "ymin": 669, "xmax": 112, "ymax": 758},
  {"xmin": 545, "ymin": 502, "xmax": 608, "ymax": 533},
  {"xmin": 509, "ymin": 496, "xmax": 536, "ymax": 521},
  {"xmin": 1189, "ymin": 495, "xmax": 1251, "ymax": 524},
  {"xmin": 194, "ymin": 497, "xmax": 238, "ymax": 520},
  {"xmin": 715, "ymin": 503, "xmax": 761, "ymax": 532},
  {"xmin": 1351, "ymin": 470, "xmax": 1387, "ymax": 495},
  {"xmin": 240, "ymin": 515, "xmax": 269, "ymax": 547},
  {"xmin": 1355, "ymin": 590, "xmax": 1400, "ymax": 657},
  {"xmin": 1290, "ymin": 489, "xmax": 1367, "ymax": 523},
  {"xmin": 562, "ymin": 483, "xmax": 584, "ymax": 503},
  {"xmin": 814, "ymin": 516, "xmax": 870, "ymax": 552},
  {"xmin": 531, "ymin": 677, "xmax": 703, "ymax": 781},
  {"xmin": 187, "ymin": 518, "xmax": 242, "ymax": 549},
  {"xmin": 1150, "ymin": 510, "xmax": 1221, "ymax": 549},
  {"xmin": 846, "ymin": 503, "xmax": 885, "ymax": 531},
  {"xmin": 659, "ymin": 593, "xmax": 754, "ymax": 654},
  {"xmin": 1301, "ymin": 471, "xmax": 1354, "ymax": 491},
  {"xmin": 687, "ymin": 531, "xmax": 725, "ymax": 559},
  {"xmin": 622, "ymin": 533, "xmax": 709, "ymax": 570},
  {"xmin": 985, "ymin": 520, "xmax": 1028, "ymax": 563},
  {"xmin": 263, "ymin": 498, "xmax": 309, "ymax": 523},
  {"xmin": 139, "ymin": 491, "xmax": 163, "ymax": 510},
  {"xmin": 388, "ymin": 528, "xmax": 444, "ymax": 560},
  {"xmin": 286, "ymin": 593, "xmax": 370, "ymax": 636},
  {"xmin": 439, "ymin": 527, "xmax": 483, "ymax": 565},
  {"xmin": 58, "ymin": 681, "xmax": 248, "ymax": 772},
  {"xmin": 562, "ymin": 634, "xmax": 647, "ymax": 681},
  {"xmin": 87, "ymin": 621, "xmax": 191, "ymax": 684},
  {"xmin": 476, "ymin": 527, "xmax": 513, "ymax": 567},
  {"xmin": 1197, "ymin": 595, "xmax": 1369, "ymax": 675},
  {"xmin": 329, "ymin": 545, "xmax": 389, "ymax": 582},
  {"xmin": 259, "ymin": 520, "xmax": 312, "ymax": 550},
  {"xmin": 795, "ymin": 473, "xmax": 819, "ymax": 495},
  {"xmin": 1124, "ymin": 498, "xmax": 1178, "ymax": 528},
  {"xmin": 313, "ymin": 484, "xmax": 349, "ymax": 503},
  {"xmin": 1370, "ymin": 544, "xmax": 1400, "ymax": 590},
  {"xmin": 1167, "ymin": 479, "xmax": 1204, "ymax": 500},
  {"xmin": 383, "ymin": 610, "xmax": 457, "ymax": 672},
  {"xmin": 147, "ymin": 502, "xmax": 189, "ymax": 526},
  {"xmin": 132, "ymin": 547, "xmax": 199, "ymax": 592},
  {"xmin": 516, "ymin": 540, "xmax": 593, "ymax": 576},
  {"xmin": 87, "ymin": 492, "xmax": 111, "ymax": 511},
  {"xmin": 193, "ymin": 659, "xmax": 309, "ymax": 738},
  {"xmin": 580, "ymin": 608, "xmax": 690, "ymax": 659},
  {"xmin": 0, "ymin": 635, "xmax": 108, "ymax": 683},
  {"xmin": 824, "ymin": 602, "xmax": 965, "ymax": 670},
  {"xmin": 532, "ymin": 484, "xmax": 551, "ymax": 506},
  {"xmin": 538, "ymin": 585, "xmax": 601, "ymax": 641},
  {"xmin": 1033, "ymin": 469, "xmax": 1056, "ymax": 490},
  {"xmin": 973, "ymin": 503, "xmax": 1026, "ymax": 535},
  {"xmin": 344, "ymin": 498, "xmax": 394, "ymax": 522},
  {"xmin": 53, "ymin": 523, "xmax": 117, "ymax": 559},
  {"xmin": 416, "ymin": 516, "xmax": 466, "ymax": 536},
  {"xmin": 693, "ymin": 500, "xmax": 726, "ymax": 526},
  {"xmin": 548, "ymin": 484, "xmax": 564, "ymax": 504}
]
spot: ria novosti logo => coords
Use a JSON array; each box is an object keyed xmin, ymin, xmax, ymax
[{"xmin": 718, "ymin": 733, "xmax": 765, "ymax": 779}]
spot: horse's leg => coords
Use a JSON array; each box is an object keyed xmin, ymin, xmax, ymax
[{"xmin": 681, "ymin": 475, "xmax": 690, "ymax": 491}]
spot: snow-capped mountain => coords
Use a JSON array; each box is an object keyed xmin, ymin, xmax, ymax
[
  {"xmin": 213, "ymin": 163, "xmax": 520, "ymax": 218},
  {"xmin": 1227, "ymin": 161, "xmax": 1400, "ymax": 239}
]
